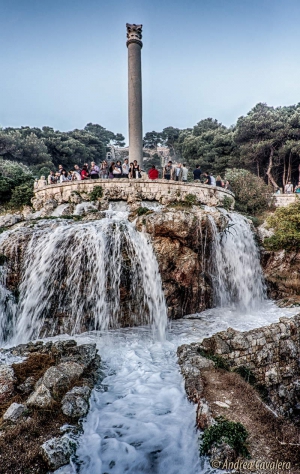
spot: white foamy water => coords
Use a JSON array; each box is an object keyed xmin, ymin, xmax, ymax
[
  {"xmin": 54, "ymin": 302, "xmax": 297, "ymax": 474},
  {"xmin": 51, "ymin": 204, "xmax": 70, "ymax": 217},
  {"xmin": 0, "ymin": 204, "xmax": 297, "ymax": 473},
  {"xmin": 1, "ymin": 214, "xmax": 167, "ymax": 344},
  {"xmin": 208, "ymin": 211, "xmax": 266, "ymax": 311}
]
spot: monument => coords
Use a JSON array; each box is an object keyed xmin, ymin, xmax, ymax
[{"xmin": 126, "ymin": 23, "xmax": 143, "ymax": 167}]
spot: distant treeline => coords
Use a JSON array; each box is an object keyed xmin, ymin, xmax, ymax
[
  {"xmin": 0, "ymin": 123, "xmax": 125, "ymax": 178},
  {"xmin": 144, "ymin": 102, "xmax": 300, "ymax": 188},
  {"xmin": 2, "ymin": 102, "xmax": 300, "ymax": 208}
]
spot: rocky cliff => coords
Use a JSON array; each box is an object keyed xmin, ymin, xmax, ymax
[{"xmin": 0, "ymin": 203, "xmax": 228, "ymax": 338}]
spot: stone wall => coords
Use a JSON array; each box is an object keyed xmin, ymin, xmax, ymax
[
  {"xmin": 273, "ymin": 194, "xmax": 298, "ymax": 207},
  {"xmin": 184, "ymin": 315, "xmax": 300, "ymax": 418},
  {"xmin": 32, "ymin": 178, "xmax": 235, "ymax": 210}
]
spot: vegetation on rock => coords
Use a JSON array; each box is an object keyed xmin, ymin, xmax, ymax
[
  {"xmin": 264, "ymin": 201, "xmax": 300, "ymax": 251},
  {"xmin": 201, "ymin": 416, "xmax": 249, "ymax": 458},
  {"xmin": 89, "ymin": 185, "xmax": 103, "ymax": 201}
]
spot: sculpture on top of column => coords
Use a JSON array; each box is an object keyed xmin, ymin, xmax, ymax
[{"xmin": 126, "ymin": 24, "xmax": 143, "ymax": 47}]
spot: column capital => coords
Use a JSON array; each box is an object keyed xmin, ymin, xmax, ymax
[{"xmin": 126, "ymin": 23, "xmax": 143, "ymax": 48}]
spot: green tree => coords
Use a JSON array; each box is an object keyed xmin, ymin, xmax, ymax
[
  {"xmin": 224, "ymin": 168, "xmax": 272, "ymax": 215},
  {"xmin": 264, "ymin": 201, "xmax": 300, "ymax": 251},
  {"xmin": 143, "ymin": 131, "xmax": 162, "ymax": 150}
]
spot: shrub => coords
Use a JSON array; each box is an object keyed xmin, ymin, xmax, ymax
[
  {"xmin": 0, "ymin": 158, "xmax": 34, "ymax": 206},
  {"xmin": 9, "ymin": 182, "xmax": 34, "ymax": 208},
  {"xmin": 222, "ymin": 195, "xmax": 234, "ymax": 211},
  {"xmin": 201, "ymin": 416, "xmax": 249, "ymax": 458},
  {"xmin": 184, "ymin": 193, "xmax": 197, "ymax": 206},
  {"xmin": 224, "ymin": 168, "xmax": 272, "ymax": 215},
  {"xmin": 264, "ymin": 201, "xmax": 300, "ymax": 251},
  {"xmin": 196, "ymin": 348, "xmax": 230, "ymax": 370},
  {"xmin": 89, "ymin": 186, "xmax": 103, "ymax": 201},
  {"xmin": 136, "ymin": 206, "xmax": 150, "ymax": 216}
]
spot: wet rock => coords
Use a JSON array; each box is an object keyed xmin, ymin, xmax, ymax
[
  {"xmin": 27, "ymin": 383, "xmax": 53, "ymax": 408},
  {"xmin": 0, "ymin": 365, "xmax": 16, "ymax": 403},
  {"xmin": 61, "ymin": 344, "xmax": 97, "ymax": 367},
  {"xmin": 40, "ymin": 435, "xmax": 75, "ymax": 470},
  {"xmin": 61, "ymin": 386, "xmax": 91, "ymax": 418},
  {"xmin": 3, "ymin": 402, "xmax": 25, "ymax": 422}
]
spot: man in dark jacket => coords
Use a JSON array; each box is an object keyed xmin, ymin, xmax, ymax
[{"xmin": 193, "ymin": 165, "xmax": 202, "ymax": 180}]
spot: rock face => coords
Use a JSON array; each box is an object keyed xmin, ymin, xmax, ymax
[
  {"xmin": 262, "ymin": 249, "xmax": 300, "ymax": 306},
  {"xmin": 0, "ymin": 205, "xmax": 228, "ymax": 333},
  {"xmin": 135, "ymin": 207, "xmax": 227, "ymax": 317}
]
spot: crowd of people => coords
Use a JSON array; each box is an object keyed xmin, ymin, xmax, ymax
[
  {"xmin": 161, "ymin": 161, "xmax": 232, "ymax": 190},
  {"xmin": 45, "ymin": 158, "xmax": 233, "ymax": 190},
  {"xmin": 47, "ymin": 159, "xmax": 144, "ymax": 184}
]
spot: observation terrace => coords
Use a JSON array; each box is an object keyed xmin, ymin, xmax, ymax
[{"xmin": 32, "ymin": 178, "xmax": 235, "ymax": 210}]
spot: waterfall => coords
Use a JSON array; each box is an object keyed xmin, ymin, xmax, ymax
[
  {"xmin": 0, "ymin": 215, "xmax": 167, "ymax": 345},
  {"xmin": 208, "ymin": 210, "xmax": 266, "ymax": 311}
]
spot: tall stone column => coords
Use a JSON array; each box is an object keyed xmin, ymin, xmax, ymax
[{"xmin": 126, "ymin": 23, "xmax": 143, "ymax": 167}]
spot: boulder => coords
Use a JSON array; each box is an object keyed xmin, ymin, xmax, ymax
[
  {"xmin": 27, "ymin": 383, "xmax": 53, "ymax": 408},
  {"xmin": 3, "ymin": 402, "xmax": 25, "ymax": 422},
  {"xmin": 0, "ymin": 365, "xmax": 16, "ymax": 403},
  {"xmin": 61, "ymin": 386, "xmax": 91, "ymax": 418},
  {"xmin": 61, "ymin": 344, "xmax": 97, "ymax": 367},
  {"xmin": 40, "ymin": 435, "xmax": 75, "ymax": 470},
  {"xmin": 41, "ymin": 366, "xmax": 70, "ymax": 394},
  {"xmin": 57, "ymin": 361, "xmax": 84, "ymax": 380}
]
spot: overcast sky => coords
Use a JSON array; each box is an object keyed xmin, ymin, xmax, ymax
[{"xmin": 1, "ymin": 0, "xmax": 300, "ymax": 142}]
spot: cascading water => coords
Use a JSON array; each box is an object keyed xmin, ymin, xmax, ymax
[
  {"xmin": 0, "ymin": 211, "xmax": 167, "ymax": 344},
  {"xmin": 208, "ymin": 210, "xmax": 266, "ymax": 311},
  {"xmin": 0, "ymin": 204, "xmax": 296, "ymax": 474}
]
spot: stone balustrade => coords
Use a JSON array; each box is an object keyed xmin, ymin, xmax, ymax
[
  {"xmin": 273, "ymin": 193, "xmax": 299, "ymax": 207},
  {"xmin": 32, "ymin": 178, "xmax": 235, "ymax": 210}
]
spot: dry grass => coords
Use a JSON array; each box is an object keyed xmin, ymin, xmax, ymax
[{"xmin": 201, "ymin": 368, "xmax": 300, "ymax": 472}]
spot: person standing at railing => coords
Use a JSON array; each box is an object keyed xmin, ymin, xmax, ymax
[
  {"xmin": 193, "ymin": 165, "xmax": 202, "ymax": 181},
  {"xmin": 90, "ymin": 162, "xmax": 100, "ymax": 179},
  {"xmin": 81, "ymin": 165, "xmax": 89, "ymax": 180},
  {"xmin": 122, "ymin": 158, "xmax": 130, "ymax": 178},
  {"xmin": 294, "ymin": 182, "xmax": 300, "ymax": 193},
  {"xmin": 284, "ymin": 181, "xmax": 294, "ymax": 194},
  {"xmin": 182, "ymin": 164, "xmax": 188, "ymax": 182}
]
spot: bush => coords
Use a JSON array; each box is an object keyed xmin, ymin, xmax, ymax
[
  {"xmin": 201, "ymin": 416, "xmax": 249, "ymax": 458},
  {"xmin": 136, "ymin": 206, "xmax": 150, "ymax": 216},
  {"xmin": 224, "ymin": 168, "xmax": 272, "ymax": 215},
  {"xmin": 222, "ymin": 195, "xmax": 234, "ymax": 211},
  {"xmin": 184, "ymin": 193, "xmax": 197, "ymax": 206},
  {"xmin": 0, "ymin": 158, "xmax": 34, "ymax": 206},
  {"xmin": 89, "ymin": 186, "xmax": 103, "ymax": 201},
  {"xmin": 9, "ymin": 182, "xmax": 34, "ymax": 208},
  {"xmin": 264, "ymin": 201, "xmax": 300, "ymax": 251}
]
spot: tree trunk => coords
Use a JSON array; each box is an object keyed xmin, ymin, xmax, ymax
[
  {"xmin": 266, "ymin": 147, "xmax": 278, "ymax": 189},
  {"xmin": 287, "ymin": 151, "xmax": 292, "ymax": 181},
  {"xmin": 283, "ymin": 157, "xmax": 287, "ymax": 188}
]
